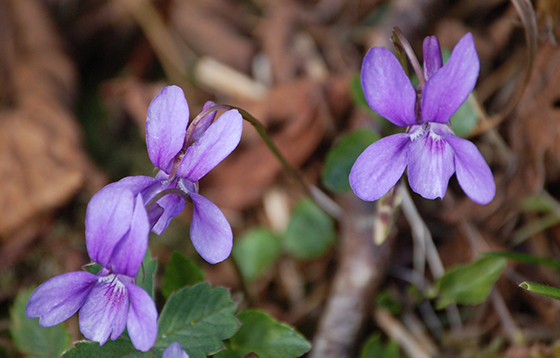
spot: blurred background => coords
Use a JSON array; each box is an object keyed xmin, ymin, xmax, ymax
[{"xmin": 2, "ymin": 0, "xmax": 560, "ymax": 357}]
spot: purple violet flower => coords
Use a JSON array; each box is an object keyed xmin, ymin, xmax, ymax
[
  {"xmin": 163, "ymin": 342, "xmax": 190, "ymax": 358},
  {"xmin": 110, "ymin": 85, "xmax": 243, "ymax": 264},
  {"xmin": 349, "ymin": 33, "xmax": 496, "ymax": 205},
  {"xmin": 26, "ymin": 186, "xmax": 158, "ymax": 352}
]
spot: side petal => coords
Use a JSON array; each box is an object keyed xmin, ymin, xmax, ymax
[
  {"xmin": 422, "ymin": 33, "xmax": 479, "ymax": 124},
  {"xmin": 112, "ymin": 176, "xmax": 157, "ymax": 196},
  {"xmin": 111, "ymin": 195, "xmax": 150, "ymax": 277},
  {"xmin": 86, "ymin": 186, "xmax": 134, "ymax": 268},
  {"xmin": 79, "ymin": 276, "xmax": 129, "ymax": 346},
  {"xmin": 189, "ymin": 192, "xmax": 233, "ymax": 264},
  {"xmin": 407, "ymin": 129, "xmax": 455, "ymax": 199},
  {"xmin": 177, "ymin": 109, "xmax": 243, "ymax": 182},
  {"xmin": 163, "ymin": 342, "xmax": 190, "ymax": 358},
  {"xmin": 349, "ymin": 134, "xmax": 410, "ymax": 201},
  {"xmin": 146, "ymin": 85, "xmax": 189, "ymax": 172},
  {"xmin": 125, "ymin": 283, "xmax": 158, "ymax": 352},
  {"xmin": 361, "ymin": 47, "xmax": 416, "ymax": 127},
  {"xmin": 26, "ymin": 271, "xmax": 97, "ymax": 327},
  {"xmin": 422, "ymin": 36, "xmax": 443, "ymax": 80},
  {"xmin": 446, "ymin": 136, "xmax": 496, "ymax": 205}
]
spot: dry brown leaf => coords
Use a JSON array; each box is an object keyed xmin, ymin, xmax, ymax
[
  {"xmin": 203, "ymin": 79, "xmax": 331, "ymax": 210},
  {"xmin": 0, "ymin": 0, "xmax": 90, "ymax": 240}
]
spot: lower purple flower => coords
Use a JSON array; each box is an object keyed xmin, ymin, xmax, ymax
[
  {"xmin": 163, "ymin": 342, "xmax": 190, "ymax": 358},
  {"xmin": 26, "ymin": 186, "xmax": 158, "ymax": 352}
]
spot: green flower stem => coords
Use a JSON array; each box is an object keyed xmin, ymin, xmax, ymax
[{"xmin": 229, "ymin": 106, "xmax": 342, "ymax": 219}]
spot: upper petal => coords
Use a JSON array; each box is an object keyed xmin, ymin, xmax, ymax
[
  {"xmin": 349, "ymin": 133, "xmax": 410, "ymax": 201},
  {"xmin": 126, "ymin": 283, "xmax": 158, "ymax": 352},
  {"xmin": 110, "ymin": 194, "xmax": 150, "ymax": 277},
  {"xmin": 177, "ymin": 109, "xmax": 243, "ymax": 182},
  {"xmin": 86, "ymin": 186, "xmax": 134, "ymax": 268},
  {"xmin": 163, "ymin": 342, "xmax": 190, "ymax": 358},
  {"xmin": 189, "ymin": 192, "xmax": 233, "ymax": 264},
  {"xmin": 422, "ymin": 33, "xmax": 479, "ymax": 124},
  {"xmin": 146, "ymin": 85, "xmax": 190, "ymax": 172},
  {"xmin": 407, "ymin": 126, "xmax": 455, "ymax": 199},
  {"xmin": 422, "ymin": 36, "xmax": 443, "ymax": 80},
  {"xmin": 361, "ymin": 47, "xmax": 417, "ymax": 127},
  {"xmin": 446, "ymin": 136, "xmax": 496, "ymax": 205},
  {"xmin": 26, "ymin": 271, "xmax": 97, "ymax": 327},
  {"xmin": 79, "ymin": 275, "xmax": 129, "ymax": 346},
  {"xmin": 190, "ymin": 101, "xmax": 217, "ymax": 144}
]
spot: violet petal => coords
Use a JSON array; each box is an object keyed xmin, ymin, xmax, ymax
[
  {"xmin": 361, "ymin": 47, "xmax": 416, "ymax": 127},
  {"xmin": 146, "ymin": 85, "xmax": 190, "ymax": 173},
  {"xmin": 163, "ymin": 342, "xmax": 190, "ymax": 358},
  {"xmin": 422, "ymin": 36, "xmax": 443, "ymax": 80},
  {"xmin": 422, "ymin": 33, "xmax": 479, "ymax": 124},
  {"xmin": 26, "ymin": 271, "xmax": 97, "ymax": 327},
  {"xmin": 112, "ymin": 176, "xmax": 156, "ymax": 196},
  {"xmin": 177, "ymin": 109, "xmax": 243, "ymax": 182},
  {"xmin": 190, "ymin": 101, "xmax": 217, "ymax": 144},
  {"xmin": 190, "ymin": 192, "xmax": 233, "ymax": 264},
  {"xmin": 86, "ymin": 186, "xmax": 134, "ymax": 269},
  {"xmin": 349, "ymin": 133, "xmax": 410, "ymax": 201},
  {"xmin": 407, "ymin": 127, "xmax": 455, "ymax": 199},
  {"xmin": 446, "ymin": 135, "xmax": 496, "ymax": 205},
  {"xmin": 79, "ymin": 275, "xmax": 129, "ymax": 345},
  {"xmin": 110, "ymin": 195, "xmax": 150, "ymax": 277},
  {"xmin": 125, "ymin": 283, "xmax": 158, "ymax": 352}
]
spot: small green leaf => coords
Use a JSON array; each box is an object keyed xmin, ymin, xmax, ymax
[
  {"xmin": 161, "ymin": 251, "xmax": 205, "ymax": 299},
  {"xmin": 482, "ymin": 251, "xmax": 560, "ymax": 271},
  {"xmin": 359, "ymin": 333, "xmax": 403, "ymax": 358},
  {"xmin": 10, "ymin": 288, "xmax": 71, "ymax": 358},
  {"xmin": 62, "ymin": 339, "xmax": 152, "ymax": 358},
  {"xmin": 215, "ymin": 310, "xmax": 311, "ymax": 358},
  {"xmin": 232, "ymin": 228, "xmax": 281, "ymax": 282},
  {"xmin": 283, "ymin": 198, "xmax": 336, "ymax": 260},
  {"xmin": 436, "ymin": 257, "xmax": 507, "ymax": 309},
  {"xmin": 155, "ymin": 283, "xmax": 239, "ymax": 358},
  {"xmin": 519, "ymin": 281, "xmax": 560, "ymax": 300},
  {"xmin": 137, "ymin": 249, "xmax": 158, "ymax": 299},
  {"xmin": 322, "ymin": 128, "xmax": 380, "ymax": 193}
]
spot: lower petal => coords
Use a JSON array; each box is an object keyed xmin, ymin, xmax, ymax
[
  {"xmin": 79, "ymin": 276, "xmax": 129, "ymax": 346},
  {"xmin": 446, "ymin": 136, "xmax": 496, "ymax": 204},
  {"xmin": 407, "ymin": 131, "xmax": 455, "ymax": 199},
  {"xmin": 349, "ymin": 134, "xmax": 410, "ymax": 201},
  {"xmin": 190, "ymin": 192, "xmax": 233, "ymax": 264},
  {"xmin": 163, "ymin": 342, "xmax": 190, "ymax": 358},
  {"xmin": 126, "ymin": 284, "xmax": 158, "ymax": 352},
  {"xmin": 26, "ymin": 271, "xmax": 97, "ymax": 327}
]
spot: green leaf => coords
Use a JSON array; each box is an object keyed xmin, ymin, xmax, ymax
[
  {"xmin": 215, "ymin": 310, "xmax": 311, "ymax": 358},
  {"xmin": 322, "ymin": 128, "xmax": 380, "ymax": 193},
  {"xmin": 161, "ymin": 251, "xmax": 205, "ymax": 300},
  {"xmin": 359, "ymin": 333, "xmax": 403, "ymax": 358},
  {"xmin": 435, "ymin": 256, "xmax": 507, "ymax": 309},
  {"xmin": 137, "ymin": 249, "xmax": 158, "ymax": 299},
  {"xmin": 233, "ymin": 228, "xmax": 281, "ymax": 282},
  {"xmin": 449, "ymin": 93, "xmax": 479, "ymax": 138},
  {"xmin": 155, "ymin": 283, "xmax": 239, "ymax": 358},
  {"xmin": 10, "ymin": 288, "xmax": 71, "ymax": 358},
  {"xmin": 62, "ymin": 339, "xmax": 155, "ymax": 358},
  {"xmin": 283, "ymin": 198, "xmax": 337, "ymax": 260},
  {"xmin": 482, "ymin": 251, "xmax": 560, "ymax": 271},
  {"xmin": 519, "ymin": 281, "xmax": 560, "ymax": 300}
]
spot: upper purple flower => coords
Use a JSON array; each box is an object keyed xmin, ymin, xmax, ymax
[
  {"xmin": 26, "ymin": 186, "xmax": 158, "ymax": 352},
  {"xmin": 349, "ymin": 33, "xmax": 495, "ymax": 205},
  {"xmin": 111, "ymin": 85, "xmax": 243, "ymax": 264}
]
